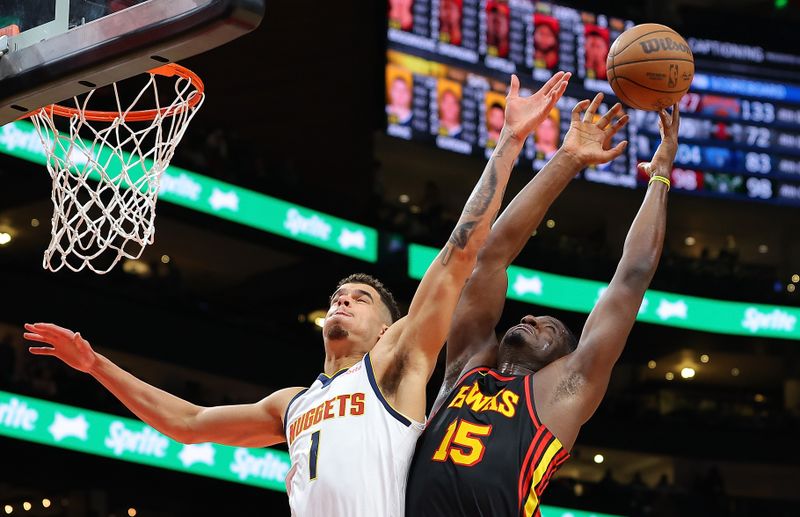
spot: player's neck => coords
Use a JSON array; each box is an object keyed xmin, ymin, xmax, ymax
[
  {"xmin": 497, "ymin": 361, "xmax": 536, "ymax": 376},
  {"xmin": 323, "ymin": 352, "xmax": 363, "ymax": 376}
]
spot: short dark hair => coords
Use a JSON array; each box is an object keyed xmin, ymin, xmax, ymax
[
  {"xmin": 336, "ymin": 273, "xmax": 402, "ymax": 323},
  {"xmin": 489, "ymin": 102, "xmax": 504, "ymax": 112}
]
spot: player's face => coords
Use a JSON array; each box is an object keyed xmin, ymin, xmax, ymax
[
  {"xmin": 324, "ymin": 283, "xmax": 389, "ymax": 344},
  {"xmin": 390, "ymin": 78, "xmax": 412, "ymax": 109},
  {"xmin": 535, "ymin": 116, "xmax": 558, "ymax": 152},
  {"xmin": 499, "ymin": 315, "xmax": 571, "ymax": 368},
  {"xmin": 585, "ymin": 34, "xmax": 609, "ymax": 65},
  {"xmin": 488, "ymin": 106, "xmax": 504, "ymax": 134},
  {"xmin": 488, "ymin": 10, "xmax": 509, "ymax": 41},
  {"xmin": 440, "ymin": 91, "xmax": 461, "ymax": 125},
  {"xmin": 440, "ymin": 0, "xmax": 461, "ymax": 31},
  {"xmin": 534, "ymin": 24, "xmax": 557, "ymax": 52}
]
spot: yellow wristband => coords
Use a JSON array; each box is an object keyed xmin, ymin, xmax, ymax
[{"xmin": 649, "ymin": 175, "xmax": 670, "ymax": 191}]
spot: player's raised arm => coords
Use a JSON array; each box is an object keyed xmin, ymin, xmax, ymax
[
  {"xmin": 392, "ymin": 73, "xmax": 569, "ymax": 361},
  {"xmin": 24, "ymin": 323, "xmax": 302, "ymax": 447},
  {"xmin": 438, "ymin": 93, "xmax": 629, "ymax": 402},
  {"xmin": 369, "ymin": 73, "xmax": 570, "ymax": 416},
  {"xmin": 557, "ymin": 105, "xmax": 678, "ymax": 432}
]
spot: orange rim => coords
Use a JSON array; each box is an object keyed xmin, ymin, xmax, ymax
[{"xmin": 36, "ymin": 63, "xmax": 204, "ymax": 122}]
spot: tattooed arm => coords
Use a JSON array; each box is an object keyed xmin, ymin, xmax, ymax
[{"xmin": 370, "ymin": 73, "xmax": 571, "ymax": 422}]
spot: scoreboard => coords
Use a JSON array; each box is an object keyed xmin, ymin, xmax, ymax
[{"xmin": 385, "ymin": 0, "xmax": 800, "ymax": 206}]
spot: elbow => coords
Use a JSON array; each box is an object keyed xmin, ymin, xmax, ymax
[
  {"xmin": 448, "ymin": 224, "xmax": 490, "ymax": 263},
  {"xmin": 168, "ymin": 407, "xmax": 204, "ymax": 444},
  {"xmin": 620, "ymin": 260, "xmax": 656, "ymax": 287}
]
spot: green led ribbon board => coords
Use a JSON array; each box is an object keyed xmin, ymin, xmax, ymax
[
  {"xmin": 0, "ymin": 121, "xmax": 377, "ymax": 262},
  {"xmin": 409, "ymin": 244, "xmax": 800, "ymax": 340},
  {"xmin": 0, "ymin": 390, "xmax": 290, "ymax": 491},
  {"xmin": 0, "ymin": 391, "xmax": 623, "ymax": 517}
]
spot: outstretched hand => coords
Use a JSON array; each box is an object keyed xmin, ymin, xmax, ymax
[
  {"xmin": 24, "ymin": 323, "xmax": 98, "ymax": 373},
  {"xmin": 504, "ymin": 71, "xmax": 571, "ymax": 140},
  {"xmin": 639, "ymin": 104, "xmax": 680, "ymax": 178},
  {"xmin": 561, "ymin": 92, "xmax": 629, "ymax": 167}
]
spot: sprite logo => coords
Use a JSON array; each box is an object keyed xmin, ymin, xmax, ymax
[
  {"xmin": 284, "ymin": 208, "xmax": 332, "ymax": 240},
  {"xmin": 0, "ymin": 397, "xmax": 38, "ymax": 431},
  {"xmin": 741, "ymin": 307, "xmax": 797, "ymax": 333},
  {"xmin": 104, "ymin": 421, "xmax": 170, "ymax": 457},
  {"xmin": 230, "ymin": 448, "xmax": 290, "ymax": 482}
]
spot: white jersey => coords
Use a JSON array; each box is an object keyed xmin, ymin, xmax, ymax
[{"xmin": 284, "ymin": 353, "xmax": 424, "ymax": 517}]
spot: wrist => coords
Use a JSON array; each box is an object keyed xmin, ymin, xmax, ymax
[
  {"xmin": 555, "ymin": 147, "xmax": 587, "ymax": 169},
  {"xmin": 86, "ymin": 352, "xmax": 104, "ymax": 376}
]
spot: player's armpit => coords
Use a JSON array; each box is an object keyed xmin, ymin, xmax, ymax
[
  {"xmin": 563, "ymin": 273, "xmax": 646, "ymax": 422},
  {"xmin": 187, "ymin": 386, "xmax": 305, "ymax": 448}
]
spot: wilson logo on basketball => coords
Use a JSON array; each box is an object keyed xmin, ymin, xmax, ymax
[{"xmin": 638, "ymin": 37, "xmax": 691, "ymax": 55}]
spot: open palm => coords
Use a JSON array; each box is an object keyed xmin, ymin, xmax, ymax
[
  {"xmin": 24, "ymin": 322, "xmax": 97, "ymax": 373},
  {"xmin": 562, "ymin": 92, "xmax": 629, "ymax": 166},
  {"xmin": 504, "ymin": 71, "xmax": 571, "ymax": 139}
]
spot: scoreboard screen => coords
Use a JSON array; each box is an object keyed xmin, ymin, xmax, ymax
[{"xmin": 385, "ymin": 0, "xmax": 800, "ymax": 206}]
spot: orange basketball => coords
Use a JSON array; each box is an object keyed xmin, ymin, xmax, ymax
[{"xmin": 606, "ymin": 24, "xmax": 694, "ymax": 111}]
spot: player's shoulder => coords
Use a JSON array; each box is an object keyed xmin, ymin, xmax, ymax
[{"xmin": 267, "ymin": 386, "xmax": 309, "ymax": 412}]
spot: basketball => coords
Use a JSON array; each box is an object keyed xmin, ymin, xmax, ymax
[{"xmin": 606, "ymin": 23, "xmax": 694, "ymax": 111}]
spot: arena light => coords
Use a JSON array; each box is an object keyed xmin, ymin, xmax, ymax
[
  {"xmin": 593, "ymin": 454, "xmax": 604, "ymax": 464},
  {"xmin": 398, "ymin": 194, "xmax": 410, "ymax": 204},
  {"xmin": 680, "ymin": 367, "xmax": 696, "ymax": 379},
  {"xmin": 647, "ymin": 360, "xmax": 656, "ymax": 369},
  {"xmin": 21, "ymin": 503, "xmax": 30, "ymax": 512},
  {"xmin": 731, "ymin": 367, "xmax": 741, "ymax": 377},
  {"xmin": 0, "ymin": 232, "xmax": 11, "ymax": 245},
  {"xmin": 30, "ymin": 218, "xmax": 39, "ymax": 228},
  {"xmin": 684, "ymin": 236, "xmax": 696, "ymax": 246},
  {"xmin": 700, "ymin": 354, "xmax": 709, "ymax": 363},
  {"xmin": 788, "ymin": 284, "xmax": 796, "ymax": 293},
  {"xmin": 41, "ymin": 500, "xmax": 50, "ymax": 509},
  {"xmin": 546, "ymin": 219, "xmax": 556, "ymax": 229},
  {"xmin": 3, "ymin": 505, "xmax": 11, "ymax": 515},
  {"xmin": 665, "ymin": 372, "xmax": 675, "ymax": 381},
  {"xmin": 127, "ymin": 508, "xmax": 137, "ymax": 517},
  {"xmin": 160, "ymin": 255, "xmax": 170, "ymax": 264},
  {"xmin": 758, "ymin": 244, "xmax": 769, "ymax": 254}
]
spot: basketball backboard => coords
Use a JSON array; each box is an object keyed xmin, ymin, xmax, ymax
[{"xmin": 0, "ymin": 0, "xmax": 264, "ymax": 126}]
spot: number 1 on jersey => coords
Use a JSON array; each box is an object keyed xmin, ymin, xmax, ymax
[{"xmin": 309, "ymin": 430, "xmax": 320, "ymax": 480}]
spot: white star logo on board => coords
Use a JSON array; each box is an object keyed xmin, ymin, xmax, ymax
[
  {"xmin": 178, "ymin": 443, "xmax": 216, "ymax": 468},
  {"xmin": 656, "ymin": 299, "xmax": 688, "ymax": 321},
  {"xmin": 48, "ymin": 413, "xmax": 89, "ymax": 442},
  {"xmin": 209, "ymin": 188, "xmax": 239, "ymax": 212},
  {"xmin": 338, "ymin": 229, "xmax": 366, "ymax": 250},
  {"xmin": 513, "ymin": 274, "xmax": 543, "ymax": 297}
]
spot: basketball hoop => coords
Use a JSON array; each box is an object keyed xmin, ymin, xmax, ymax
[{"xmin": 28, "ymin": 63, "xmax": 204, "ymax": 274}]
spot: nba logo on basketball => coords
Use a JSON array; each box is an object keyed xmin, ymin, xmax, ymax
[{"xmin": 668, "ymin": 65, "xmax": 678, "ymax": 88}]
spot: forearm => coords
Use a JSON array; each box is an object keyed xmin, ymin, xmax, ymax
[
  {"xmin": 443, "ymin": 126, "xmax": 523, "ymax": 264},
  {"xmin": 480, "ymin": 148, "xmax": 583, "ymax": 267},
  {"xmin": 89, "ymin": 354, "xmax": 201, "ymax": 442},
  {"xmin": 617, "ymin": 180, "xmax": 669, "ymax": 287}
]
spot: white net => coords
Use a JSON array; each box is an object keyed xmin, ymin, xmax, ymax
[{"xmin": 29, "ymin": 66, "xmax": 204, "ymax": 274}]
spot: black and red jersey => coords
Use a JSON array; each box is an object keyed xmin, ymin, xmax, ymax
[{"xmin": 405, "ymin": 367, "xmax": 570, "ymax": 517}]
